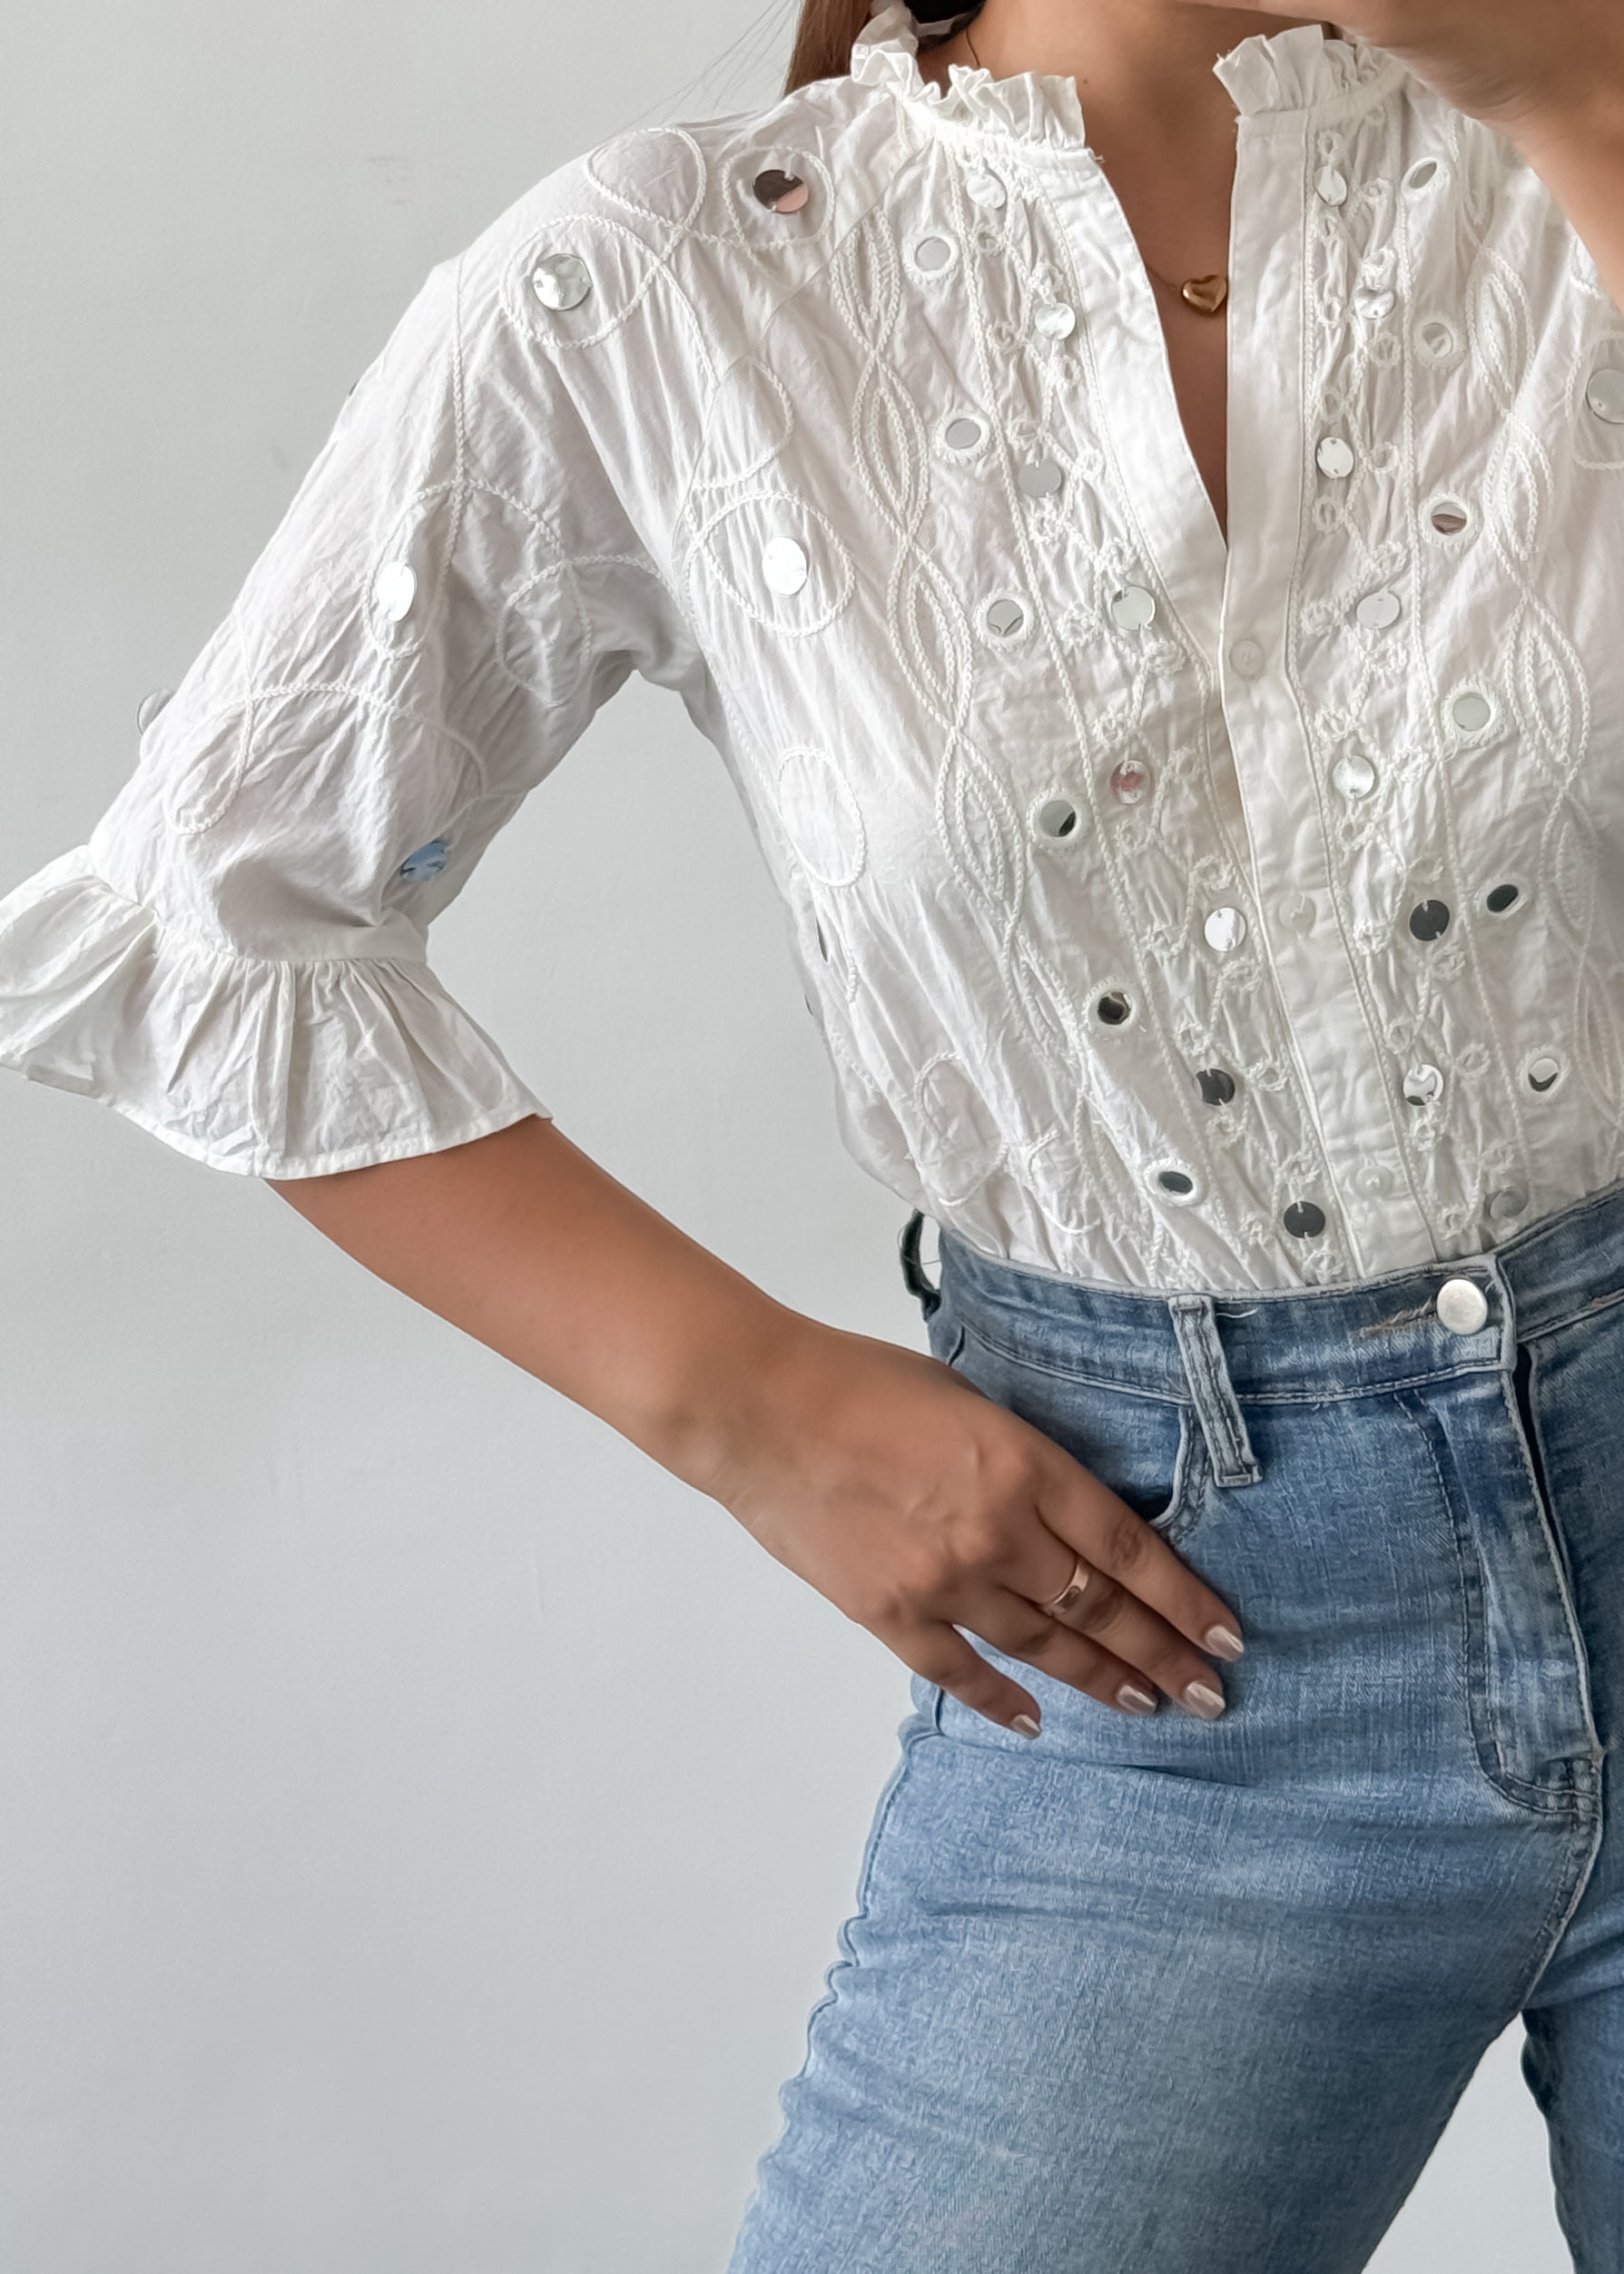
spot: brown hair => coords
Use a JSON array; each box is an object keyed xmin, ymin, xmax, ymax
[{"xmin": 782, "ymin": 1, "xmax": 979, "ymax": 96}]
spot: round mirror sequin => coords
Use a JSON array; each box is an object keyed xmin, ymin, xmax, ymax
[
  {"xmin": 374, "ymin": 560, "xmax": 418, "ymax": 622},
  {"xmin": 943, "ymin": 414, "xmax": 985, "ymax": 453},
  {"xmin": 1451, "ymin": 690, "xmax": 1493, "ymax": 733},
  {"xmin": 762, "ymin": 537, "xmax": 810, "ymax": 595},
  {"xmin": 1409, "ymin": 899, "xmax": 1451, "ymax": 941},
  {"xmin": 752, "ymin": 168, "xmax": 808, "ymax": 213},
  {"xmin": 1108, "ymin": 758, "xmax": 1153, "ymax": 806},
  {"xmin": 1586, "ymin": 366, "xmax": 1624, "ymax": 423},
  {"xmin": 1528, "ymin": 1055, "xmax": 1562, "ymax": 1092},
  {"xmin": 1403, "ymin": 1063, "xmax": 1443, "ymax": 1105},
  {"xmin": 985, "ymin": 596, "xmax": 1025, "ymax": 637},
  {"xmin": 399, "ymin": 837, "xmax": 450, "ymax": 881},
  {"xmin": 913, "ymin": 235, "xmax": 953, "ymax": 272},
  {"xmin": 1429, "ymin": 498, "xmax": 1470, "ymax": 536},
  {"xmin": 1108, "ymin": 585, "xmax": 1156, "ymax": 631},
  {"xmin": 1405, "ymin": 158, "xmax": 1440, "ymax": 191},
  {"xmin": 531, "ymin": 253, "xmax": 592, "ymax": 310},
  {"xmin": 1486, "ymin": 882, "xmax": 1521, "ymax": 913},
  {"xmin": 1315, "ymin": 165, "xmax": 1347, "ymax": 205},
  {"xmin": 1315, "ymin": 436, "xmax": 1355, "ymax": 479},
  {"xmin": 1033, "ymin": 299, "xmax": 1077, "ymax": 340},
  {"xmin": 964, "ymin": 167, "xmax": 1006, "ymax": 208},
  {"xmin": 1036, "ymin": 798, "xmax": 1078, "ymax": 842},
  {"xmin": 1197, "ymin": 1068, "xmax": 1236, "ymax": 1107},
  {"xmin": 1284, "ymin": 1201, "xmax": 1326, "ymax": 1239},
  {"xmin": 1018, "ymin": 457, "xmax": 1063, "ymax": 498},
  {"xmin": 1156, "ymin": 1169, "xmax": 1196, "ymax": 1196},
  {"xmin": 1204, "ymin": 906, "xmax": 1248, "ymax": 953},
  {"xmin": 1095, "ymin": 991, "xmax": 1132, "ymax": 1027},
  {"xmin": 1333, "ymin": 752, "xmax": 1377, "ymax": 800}
]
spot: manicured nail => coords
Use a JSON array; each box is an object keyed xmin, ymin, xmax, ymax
[
  {"xmin": 1204, "ymin": 1623, "xmax": 1245, "ymax": 1660},
  {"xmin": 1182, "ymin": 1679, "xmax": 1226, "ymax": 1719},
  {"xmin": 1116, "ymin": 1684, "xmax": 1158, "ymax": 1716},
  {"xmin": 1012, "ymin": 1713, "xmax": 1042, "ymax": 1739}
]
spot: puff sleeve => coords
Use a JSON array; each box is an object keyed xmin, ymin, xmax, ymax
[{"xmin": 0, "ymin": 203, "xmax": 701, "ymax": 1177}]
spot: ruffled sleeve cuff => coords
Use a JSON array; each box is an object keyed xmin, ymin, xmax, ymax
[{"xmin": 0, "ymin": 845, "xmax": 548, "ymax": 1177}]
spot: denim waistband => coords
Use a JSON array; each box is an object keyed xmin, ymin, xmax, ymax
[{"xmin": 918, "ymin": 1177, "xmax": 1624, "ymax": 1405}]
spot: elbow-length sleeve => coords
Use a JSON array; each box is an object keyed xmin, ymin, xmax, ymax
[{"xmin": 0, "ymin": 191, "xmax": 699, "ymax": 1177}]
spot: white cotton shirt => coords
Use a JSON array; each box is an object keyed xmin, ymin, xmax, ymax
[{"xmin": 2, "ymin": 0, "xmax": 1622, "ymax": 1293}]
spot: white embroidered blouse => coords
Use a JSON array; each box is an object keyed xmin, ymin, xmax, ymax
[{"xmin": 2, "ymin": 0, "xmax": 1622, "ymax": 1294}]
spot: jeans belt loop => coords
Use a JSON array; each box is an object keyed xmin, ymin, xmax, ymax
[
  {"xmin": 1166, "ymin": 1293, "xmax": 1261, "ymax": 1489},
  {"xmin": 899, "ymin": 1208, "xmax": 942, "ymax": 1318}
]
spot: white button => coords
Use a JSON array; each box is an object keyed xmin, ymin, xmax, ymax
[
  {"xmin": 1033, "ymin": 299, "xmax": 1077, "ymax": 340},
  {"xmin": 1109, "ymin": 584, "xmax": 1156, "ymax": 630},
  {"xmin": 964, "ymin": 167, "xmax": 1006, "ymax": 208},
  {"xmin": 1436, "ymin": 1277, "xmax": 1489, "ymax": 1335},
  {"xmin": 1355, "ymin": 589, "xmax": 1402, "ymax": 630},
  {"xmin": 1586, "ymin": 366, "xmax": 1624, "ymax": 423},
  {"xmin": 1316, "ymin": 436, "xmax": 1355, "ymax": 479},
  {"xmin": 1228, "ymin": 637, "xmax": 1265, "ymax": 679},
  {"xmin": 374, "ymin": 560, "xmax": 418, "ymax": 622},
  {"xmin": 1334, "ymin": 751, "xmax": 1377, "ymax": 799},
  {"xmin": 762, "ymin": 537, "xmax": 810, "ymax": 594},
  {"xmin": 531, "ymin": 253, "xmax": 592, "ymax": 310},
  {"xmin": 1315, "ymin": 165, "xmax": 1348, "ymax": 205},
  {"xmin": 1018, "ymin": 457, "xmax": 1063, "ymax": 497},
  {"xmin": 1276, "ymin": 891, "xmax": 1315, "ymax": 935},
  {"xmin": 1203, "ymin": 905, "xmax": 1248, "ymax": 953}
]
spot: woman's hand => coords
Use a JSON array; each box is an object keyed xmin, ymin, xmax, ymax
[
  {"xmin": 704, "ymin": 1316, "xmax": 1245, "ymax": 1738},
  {"xmin": 1190, "ymin": 1, "xmax": 1624, "ymax": 139}
]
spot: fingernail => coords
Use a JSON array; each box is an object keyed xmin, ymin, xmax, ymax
[
  {"xmin": 1012, "ymin": 1713, "xmax": 1042, "ymax": 1739},
  {"xmin": 1204, "ymin": 1623, "xmax": 1245, "ymax": 1660},
  {"xmin": 1116, "ymin": 1684, "xmax": 1158, "ymax": 1716},
  {"xmin": 1182, "ymin": 1679, "xmax": 1226, "ymax": 1719}
]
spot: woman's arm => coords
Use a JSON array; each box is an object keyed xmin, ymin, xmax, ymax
[{"xmin": 267, "ymin": 1118, "xmax": 1247, "ymax": 1736}]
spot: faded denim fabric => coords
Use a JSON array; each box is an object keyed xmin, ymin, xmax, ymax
[{"xmin": 725, "ymin": 1181, "xmax": 1624, "ymax": 2272}]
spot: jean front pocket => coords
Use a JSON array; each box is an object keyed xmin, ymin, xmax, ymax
[{"xmin": 946, "ymin": 1315, "xmax": 1210, "ymax": 1547}]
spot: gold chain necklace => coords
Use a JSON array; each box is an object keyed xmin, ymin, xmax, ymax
[{"xmin": 960, "ymin": 17, "xmax": 1228, "ymax": 316}]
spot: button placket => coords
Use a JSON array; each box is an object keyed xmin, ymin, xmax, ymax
[{"xmin": 1215, "ymin": 104, "xmax": 1433, "ymax": 1276}]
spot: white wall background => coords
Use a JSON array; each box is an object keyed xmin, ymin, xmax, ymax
[{"xmin": 0, "ymin": 5, "xmax": 1572, "ymax": 2267}]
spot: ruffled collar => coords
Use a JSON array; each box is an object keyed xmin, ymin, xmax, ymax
[{"xmin": 851, "ymin": 1, "xmax": 1406, "ymax": 152}]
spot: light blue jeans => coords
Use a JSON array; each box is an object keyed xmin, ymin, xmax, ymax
[{"xmin": 724, "ymin": 1183, "xmax": 1624, "ymax": 2271}]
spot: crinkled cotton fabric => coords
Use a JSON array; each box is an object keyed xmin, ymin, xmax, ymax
[{"xmin": 1, "ymin": 0, "xmax": 1621, "ymax": 1290}]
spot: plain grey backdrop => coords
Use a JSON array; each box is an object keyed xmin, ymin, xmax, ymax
[{"xmin": 0, "ymin": 4, "xmax": 1575, "ymax": 2266}]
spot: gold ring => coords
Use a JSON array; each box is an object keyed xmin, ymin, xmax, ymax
[{"xmin": 1039, "ymin": 1552, "xmax": 1091, "ymax": 1621}]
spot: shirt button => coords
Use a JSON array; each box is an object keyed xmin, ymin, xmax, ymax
[
  {"xmin": 1276, "ymin": 890, "xmax": 1315, "ymax": 935},
  {"xmin": 1228, "ymin": 637, "xmax": 1265, "ymax": 679},
  {"xmin": 1436, "ymin": 1277, "xmax": 1490, "ymax": 1335}
]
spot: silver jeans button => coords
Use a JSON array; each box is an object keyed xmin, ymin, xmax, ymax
[{"xmin": 1436, "ymin": 1277, "xmax": 1490, "ymax": 1335}]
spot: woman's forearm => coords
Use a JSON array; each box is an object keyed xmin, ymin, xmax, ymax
[{"xmin": 265, "ymin": 1116, "xmax": 809, "ymax": 1492}]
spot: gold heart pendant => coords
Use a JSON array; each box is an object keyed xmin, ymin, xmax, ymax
[{"xmin": 1180, "ymin": 274, "xmax": 1228, "ymax": 315}]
